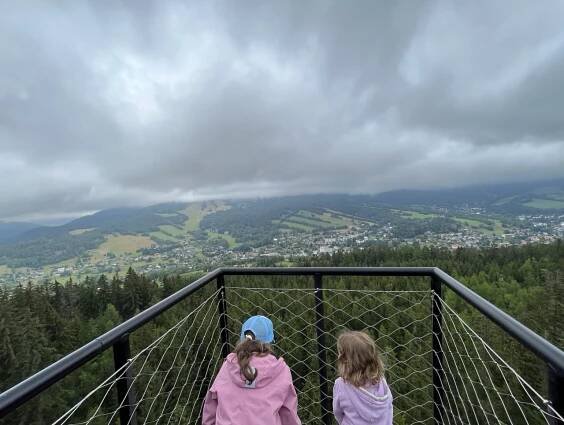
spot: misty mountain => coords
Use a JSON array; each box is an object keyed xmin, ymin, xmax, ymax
[
  {"xmin": 16, "ymin": 204, "xmax": 189, "ymax": 241},
  {"xmin": 0, "ymin": 222, "xmax": 43, "ymax": 244},
  {"xmin": 374, "ymin": 178, "xmax": 564, "ymax": 212},
  {"xmin": 1, "ymin": 179, "xmax": 563, "ymax": 268},
  {"xmin": 0, "ymin": 203, "xmax": 190, "ymax": 267},
  {"xmin": 5, "ymin": 179, "xmax": 564, "ymax": 247}
]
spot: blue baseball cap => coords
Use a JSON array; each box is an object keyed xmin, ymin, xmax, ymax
[{"xmin": 240, "ymin": 315, "xmax": 275, "ymax": 343}]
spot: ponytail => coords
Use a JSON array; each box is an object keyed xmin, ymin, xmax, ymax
[{"xmin": 234, "ymin": 334, "xmax": 272, "ymax": 382}]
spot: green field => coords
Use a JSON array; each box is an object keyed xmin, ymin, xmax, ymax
[
  {"xmin": 278, "ymin": 209, "xmax": 351, "ymax": 231},
  {"xmin": 325, "ymin": 209, "xmax": 377, "ymax": 224},
  {"xmin": 69, "ymin": 228, "xmax": 95, "ymax": 235},
  {"xmin": 398, "ymin": 210, "xmax": 438, "ymax": 220},
  {"xmin": 296, "ymin": 210, "xmax": 349, "ymax": 228},
  {"xmin": 287, "ymin": 216, "xmax": 334, "ymax": 229},
  {"xmin": 454, "ymin": 217, "xmax": 484, "ymax": 227},
  {"xmin": 284, "ymin": 221, "xmax": 315, "ymax": 231},
  {"xmin": 524, "ymin": 198, "xmax": 564, "ymax": 209},
  {"xmin": 91, "ymin": 234, "xmax": 155, "ymax": 261},
  {"xmin": 454, "ymin": 217, "xmax": 505, "ymax": 236},
  {"xmin": 148, "ymin": 202, "xmax": 231, "ymax": 244},
  {"xmin": 181, "ymin": 201, "xmax": 229, "ymax": 232},
  {"xmin": 319, "ymin": 211, "xmax": 352, "ymax": 226},
  {"xmin": 492, "ymin": 220, "xmax": 505, "ymax": 235},
  {"xmin": 296, "ymin": 210, "xmax": 318, "ymax": 219},
  {"xmin": 158, "ymin": 225, "xmax": 185, "ymax": 237},
  {"xmin": 182, "ymin": 203, "xmax": 205, "ymax": 231},
  {"xmin": 149, "ymin": 230, "xmax": 178, "ymax": 242},
  {"xmin": 207, "ymin": 231, "xmax": 237, "ymax": 248}
]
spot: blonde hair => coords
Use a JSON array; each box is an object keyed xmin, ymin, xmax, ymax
[{"xmin": 337, "ymin": 330, "xmax": 384, "ymax": 387}]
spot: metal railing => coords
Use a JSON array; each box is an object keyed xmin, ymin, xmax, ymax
[{"xmin": 0, "ymin": 267, "xmax": 563, "ymax": 424}]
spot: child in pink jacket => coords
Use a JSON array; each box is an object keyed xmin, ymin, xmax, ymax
[{"xmin": 202, "ymin": 315, "xmax": 301, "ymax": 425}]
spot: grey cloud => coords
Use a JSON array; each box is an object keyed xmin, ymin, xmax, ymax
[
  {"xmin": 397, "ymin": 1, "xmax": 564, "ymax": 143},
  {"xmin": 1, "ymin": 0, "xmax": 564, "ymax": 220}
]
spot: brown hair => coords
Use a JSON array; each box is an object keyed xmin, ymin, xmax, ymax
[
  {"xmin": 337, "ymin": 330, "xmax": 384, "ymax": 387},
  {"xmin": 234, "ymin": 335, "xmax": 273, "ymax": 382}
]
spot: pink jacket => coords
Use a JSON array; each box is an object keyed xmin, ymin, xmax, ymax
[{"xmin": 202, "ymin": 353, "xmax": 301, "ymax": 425}]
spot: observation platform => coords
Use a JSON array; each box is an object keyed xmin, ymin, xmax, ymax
[{"xmin": 1, "ymin": 267, "xmax": 563, "ymax": 424}]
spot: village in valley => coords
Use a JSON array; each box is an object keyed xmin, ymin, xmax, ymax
[{"xmin": 2, "ymin": 203, "xmax": 562, "ymax": 286}]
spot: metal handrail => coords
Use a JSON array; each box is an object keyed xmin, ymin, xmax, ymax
[
  {"xmin": 1, "ymin": 266, "xmax": 563, "ymax": 422},
  {"xmin": 0, "ymin": 268, "xmax": 222, "ymax": 418},
  {"xmin": 433, "ymin": 268, "xmax": 564, "ymax": 374}
]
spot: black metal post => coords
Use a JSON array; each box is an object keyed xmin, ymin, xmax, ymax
[
  {"xmin": 314, "ymin": 273, "xmax": 331, "ymax": 425},
  {"xmin": 217, "ymin": 274, "xmax": 230, "ymax": 359},
  {"xmin": 548, "ymin": 364, "xmax": 564, "ymax": 424},
  {"xmin": 432, "ymin": 277, "xmax": 445, "ymax": 425},
  {"xmin": 113, "ymin": 335, "xmax": 138, "ymax": 425}
]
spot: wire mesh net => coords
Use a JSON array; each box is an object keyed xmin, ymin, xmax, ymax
[
  {"xmin": 52, "ymin": 288, "xmax": 224, "ymax": 425},
  {"xmin": 47, "ymin": 277, "xmax": 562, "ymax": 425},
  {"xmin": 436, "ymin": 295, "xmax": 563, "ymax": 425},
  {"xmin": 224, "ymin": 284, "xmax": 434, "ymax": 425}
]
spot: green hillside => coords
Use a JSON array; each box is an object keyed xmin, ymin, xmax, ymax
[{"xmin": 1, "ymin": 180, "xmax": 563, "ymax": 278}]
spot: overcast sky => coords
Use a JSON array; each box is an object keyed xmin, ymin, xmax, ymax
[{"xmin": 2, "ymin": 1, "xmax": 564, "ymax": 222}]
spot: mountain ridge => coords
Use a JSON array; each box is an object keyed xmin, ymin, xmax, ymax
[
  {"xmin": 1, "ymin": 178, "xmax": 563, "ymax": 269},
  {"xmin": 0, "ymin": 221, "xmax": 43, "ymax": 244},
  {"xmin": 3, "ymin": 178, "xmax": 564, "ymax": 247}
]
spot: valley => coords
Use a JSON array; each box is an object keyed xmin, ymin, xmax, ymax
[{"xmin": 1, "ymin": 184, "xmax": 563, "ymax": 286}]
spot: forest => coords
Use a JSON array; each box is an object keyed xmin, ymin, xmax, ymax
[{"xmin": 0, "ymin": 241, "xmax": 562, "ymax": 424}]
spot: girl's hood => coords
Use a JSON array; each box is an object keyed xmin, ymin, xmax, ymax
[
  {"xmin": 224, "ymin": 353, "xmax": 287, "ymax": 388},
  {"xmin": 341, "ymin": 378, "xmax": 392, "ymax": 421}
]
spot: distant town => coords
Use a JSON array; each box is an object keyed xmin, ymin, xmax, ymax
[{"xmin": 2, "ymin": 209, "xmax": 562, "ymax": 286}]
